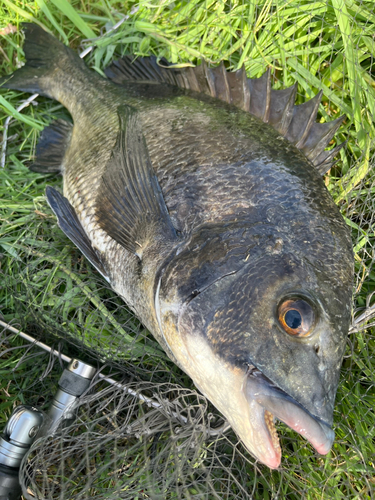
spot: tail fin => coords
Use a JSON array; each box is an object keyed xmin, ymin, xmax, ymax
[{"xmin": 0, "ymin": 24, "xmax": 84, "ymax": 98}]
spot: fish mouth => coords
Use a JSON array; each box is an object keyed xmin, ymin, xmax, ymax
[{"xmin": 244, "ymin": 366, "xmax": 335, "ymax": 469}]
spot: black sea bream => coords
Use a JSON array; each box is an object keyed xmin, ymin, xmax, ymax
[{"xmin": 1, "ymin": 24, "xmax": 354, "ymax": 468}]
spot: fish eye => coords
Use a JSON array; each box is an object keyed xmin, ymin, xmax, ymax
[{"xmin": 278, "ymin": 298, "xmax": 315, "ymax": 337}]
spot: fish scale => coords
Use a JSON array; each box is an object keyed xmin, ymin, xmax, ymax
[
  {"xmin": 0, "ymin": 24, "xmax": 354, "ymax": 469},
  {"xmin": 138, "ymin": 108, "xmax": 300, "ymax": 229}
]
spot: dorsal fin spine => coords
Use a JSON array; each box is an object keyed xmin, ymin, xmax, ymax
[
  {"xmin": 203, "ymin": 60, "xmax": 216, "ymax": 97},
  {"xmin": 263, "ymin": 68, "xmax": 271, "ymax": 123},
  {"xmin": 306, "ymin": 115, "xmax": 346, "ymax": 164},
  {"xmin": 295, "ymin": 91, "xmax": 323, "ymax": 149},
  {"xmin": 186, "ymin": 67, "xmax": 200, "ymax": 91},
  {"xmin": 240, "ymin": 65, "xmax": 250, "ymax": 112},
  {"xmin": 278, "ymin": 83, "xmax": 298, "ymax": 135},
  {"xmin": 315, "ymin": 141, "xmax": 347, "ymax": 175},
  {"xmin": 220, "ymin": 62, "xmax": 231, "ymax": 104}
]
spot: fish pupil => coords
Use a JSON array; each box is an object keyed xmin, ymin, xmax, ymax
[{"xmin": 285, "ymin": 310, "xmax": 302, "ymax": 329}]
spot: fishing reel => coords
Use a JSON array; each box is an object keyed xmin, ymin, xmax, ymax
[
  {"xmin": 0, "ymin": 359, "xmax": 96, "ymax": 500},
  {"xmin": 0, "ymin": 406, "xmax": 43, "ymax": 500}
]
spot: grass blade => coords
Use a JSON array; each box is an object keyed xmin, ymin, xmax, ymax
[{"xmin": 48, "ymin": 0, "xmax": 96, "ymax": 39}]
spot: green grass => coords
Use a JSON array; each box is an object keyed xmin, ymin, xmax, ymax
[{"xmin": 0, "ymin": 1, "xmax": 374, "ymax": 499}]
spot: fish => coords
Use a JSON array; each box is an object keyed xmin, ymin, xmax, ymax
[{"xmin": 1, "ymin": 24, "xmax": 354, "ymax": 469}]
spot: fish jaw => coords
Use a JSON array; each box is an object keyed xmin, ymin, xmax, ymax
[
  {"xmin": 245, "ymin": 368, "xmax": 335, "ymax": 459},
  {"xmin": 179, "ymin": 332, "xmax": 283, "ymax": 468},
  {"xmin": 165, "ymin": 326, "xmax": 334, "ymax": 469},
  {"xmin": 244, "ymin": 400, "xmax": 282, "ymax": 469}
]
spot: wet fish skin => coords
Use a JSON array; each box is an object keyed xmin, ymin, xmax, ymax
[{"xmin": 0, "ymin": 24, "xmax": 354, "ymax": 469}]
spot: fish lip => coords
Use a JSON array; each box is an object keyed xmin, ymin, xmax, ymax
[{"xmin": 245, "ymin": 366, "xmax": 335, "ymax": 459}]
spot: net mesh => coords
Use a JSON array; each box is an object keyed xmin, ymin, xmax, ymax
[{"xmin": 0, "ymin": 1, "xmax": 374, "ymax": 498}]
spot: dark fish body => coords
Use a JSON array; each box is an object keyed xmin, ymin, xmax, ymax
[{"xmin": 1, "ymin": 25, "xmax": 354, "ymax": 468}]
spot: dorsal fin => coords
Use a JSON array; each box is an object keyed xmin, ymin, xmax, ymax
[{"xmin": 105, "ymin": 57, "xmax": 345, "ymax": 174}]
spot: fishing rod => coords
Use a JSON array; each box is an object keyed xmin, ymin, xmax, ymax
[{"xmin": 0, "ymin": 320, "xmax": 178, "ymax": 409}]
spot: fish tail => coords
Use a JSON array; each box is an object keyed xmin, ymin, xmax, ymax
[{"xmin": 0, "ymin": 24, "xmax": 85, "ymax": 99}]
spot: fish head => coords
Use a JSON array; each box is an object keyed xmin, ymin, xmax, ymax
[{"xmin": 155, "ymin": 226, "xmax": 353, "ymax": 468}]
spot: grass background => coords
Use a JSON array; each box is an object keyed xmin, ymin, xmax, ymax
[{"xmin": 0, "ymin": 0, "xmax": 374, "ymax": 498}]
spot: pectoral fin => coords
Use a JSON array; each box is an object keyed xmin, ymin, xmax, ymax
[{"xmin": 96, "ymin": 106, "xmax": 178, "ymax": 259}]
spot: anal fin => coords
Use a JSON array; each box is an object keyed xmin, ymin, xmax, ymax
[
  {"xmin": 46, "ymin": 186, "xmax": 108, "ymax": 278},
  {"xmin": 30, "ymin": 119, "xmax": 73, "ymax": 173},
  {"xmin": 96, "ymin": 105, "xmax": 178, "ymax": 259}
]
